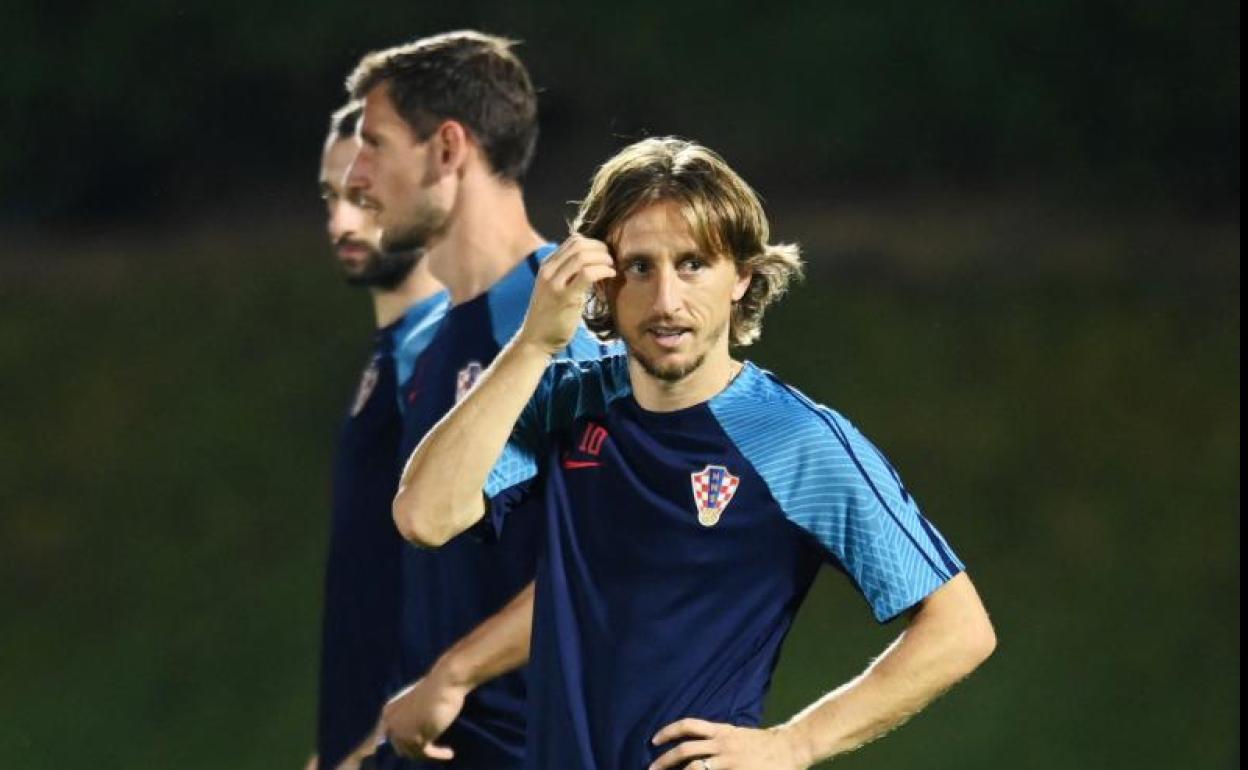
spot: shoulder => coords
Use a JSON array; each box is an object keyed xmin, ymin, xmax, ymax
[
  {"xmin": 486, "ymin": 245, "xmax": 556, "ymax": 346},
  {"xmin": 710, "ymin": 364, "xmax": 905, "ymax": 523},
  {"xmin": 536, "ymin": 353, "xmax": 631, "ymax": 424},
  {"xmin": 393, "ymin": 293, "xmax": 450, "ymax": 359},
  {"xmin": 558, "ymin": 326, "xmax": 618, "ymax": 362},
  {"xmin": 710, "ymin": 364, "xmax": 854, "ymax": 462}
]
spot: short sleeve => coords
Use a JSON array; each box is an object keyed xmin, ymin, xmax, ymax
[
  {"xmin": 711, "ymin": 372, "xmax": 964, "ymax": 623},
  {"xmin": 482, "ymin": 376, "xmax": 554, "ymax": 529},
  {"xmin": 482, "ymin": 359, "xmax": 592, "ymax": 533},
  {"xmin": 558, "ymin": 326, "xmax": 620, "ymax": 362},
  {"xmin": 800, "ymin": 410, "xmax": 964, "ymax": 621}
]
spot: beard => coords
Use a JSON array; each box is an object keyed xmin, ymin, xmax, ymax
[
  {"xmin": 338, "ymin": 238, "xmax": 419, "ymax": 290},
  {"xmin": 380, "ymin": 199, "xmax": 450, "ymax": 255},
  {"xmin": 624, "ymin": 316, "xmax": 728, "ymax": 383},
  {"xmin": 631, "ymin": 346, "xmax": 708, "ymax": 383}
]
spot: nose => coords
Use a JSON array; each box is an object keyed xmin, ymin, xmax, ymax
[
  {"xmin": 327, "ymin": 200, "xmax": 350, "ymax": 242},
  {"xmin": 651, "ymin": 263, "xmax": 682, "ymax": 316},
  {"xmin": 345, "ymin": 147, "xmax": 372, "ymax": 192}
]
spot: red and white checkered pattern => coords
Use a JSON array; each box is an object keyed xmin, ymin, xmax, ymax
[
  {"xmin": 455, "ymin": 361, "xmax": 484, "ymax": 403},
  {"xmin": 691, "ymin": 465, "xmax": 740, "ymax": 526}
]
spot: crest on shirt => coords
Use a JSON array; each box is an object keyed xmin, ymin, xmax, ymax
[
  {"xmin": 690, "ymin": 464, "xmax": 740, "ymax": 526},
  {"xmin": 455, "ymin": 360, "xmax": 484, "ymax": 403},
  {"xmin": 350, "ymin": 357, "xmax": 381, "ymax": 417}
]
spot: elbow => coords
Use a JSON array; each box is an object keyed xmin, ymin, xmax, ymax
[
  {"xmin": 392, "ymin": 489, "xmax": 457, "ymax": 548},
  {"xmin": 958, "ymin": 612, "xmax": 998, "ymax": 674}
]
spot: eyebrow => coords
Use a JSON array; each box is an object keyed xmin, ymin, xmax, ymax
[{"xmin": 618, "ymin": 249, "xmax": 705, "ymax": 262}]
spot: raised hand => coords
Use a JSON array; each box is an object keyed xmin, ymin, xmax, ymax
[{"xmin": 518, "ymin": 234, "xmax": 616, "ymax": 355}]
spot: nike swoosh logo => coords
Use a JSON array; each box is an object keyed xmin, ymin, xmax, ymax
[{"xmin": 562, "ymin": 459, "xmax": 603, "ymax": 470}]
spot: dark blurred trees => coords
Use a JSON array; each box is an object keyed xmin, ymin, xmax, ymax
[{"xmin": 0, "ymin": 0, "xmax": 1238, "ymax": 222}]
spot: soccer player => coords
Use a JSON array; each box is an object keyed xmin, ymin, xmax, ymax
[
  {"xmin": 312, "ymin": 101, "xmax": 448, "ymax": 770},
  {"xmin": 390, "ymin": 137, "xmax": 997, "ymax": 770},
  {"xmin": 341, "ymin": 31, "xmax": 605, "ymax": 769}
]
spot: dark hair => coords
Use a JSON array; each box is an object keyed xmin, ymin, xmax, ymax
[
  {"xmin": 346, "ymin": 30, "xmax": 538, "ymax": 181},
  {"xmin": 328, "ymin": 101, "xmax": 363, "ymax": 140},
  {"xmin": 574, "ymin": 137, "xmax": 803, "ymax": 347}
]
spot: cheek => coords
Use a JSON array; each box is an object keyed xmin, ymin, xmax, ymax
[
  {"xmin": 357, "ymin": 213, "xmax": 382, "ymax": 237},
  {"xmin": 687, "ymin": 285, "xmax": 719, "ymax": 315},
  {"xmin": 610, "ymin": 280, "xmax": 637, "ymax": 317},
  {"xmin": 611, "ymin": 279, "xmax": 652, "ymax": 325}
]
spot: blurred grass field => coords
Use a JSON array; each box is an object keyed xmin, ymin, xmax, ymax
[{"xmin": 0, "ymin": 197, "xmax": 1238, "ymax": 768}]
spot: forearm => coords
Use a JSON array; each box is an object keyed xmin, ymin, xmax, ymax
[
  {"xmin": 433, "ymin": 582, "xmax": 534, "ymax": 690},
  {"xmin": 393, "ymin": 338, "xmax": 551, "ymax": 546},
  {"xmin": 781, "ymin": 574, "xmax": 996, "ymax": 766},
  {"xmin": 380, "ymin": 584, "xmax": 536, "ymax": 760}
]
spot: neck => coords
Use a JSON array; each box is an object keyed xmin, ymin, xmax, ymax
[
  {"xmin": 426, "ymin": 172, "xmax": 545, "ymax": 304},
  {"xmin": 370, "ymin": 258, "xmax": 442, "ymax": 328},
  {"xmin": 628, "ymin": 345, "xmax": 742, "ymax": 412}
]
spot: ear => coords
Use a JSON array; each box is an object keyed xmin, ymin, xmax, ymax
[
  {"xmin": 432, "ymin": 120, "xmax": 470, "ymax": 174},
  {"xmin": 731, "ymin": 264, "xmax": 753, "ymax": 302}
]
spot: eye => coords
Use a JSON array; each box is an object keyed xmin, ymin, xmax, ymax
[
  {"xmin": 624, "ymin": 259, "xmax": 651, "ymax": 276},
  {"xmin": 678, "ymin": 256, "xmax": 706, "ymax": 272},
  {"xmin": 347, "ymin": 188, "xmax": 377, "ymax": 209}
]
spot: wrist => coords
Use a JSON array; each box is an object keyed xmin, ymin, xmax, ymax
[
  {"xmin": 770, "ymin": 723, "xmax": 814, "ymax": 769},
  {"xmin": 430, "ymin": 651, "xmax": 477, "ymax": 692},
  {"xmin": 511, "ymin": 332, "xmax": 562, "ymax": 361}
]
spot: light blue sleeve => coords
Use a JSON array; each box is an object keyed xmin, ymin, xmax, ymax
[
  {"xmin": 393, "ymin": 292, "xmax": 450, "ymax": 413},
  {"xmin": 558, "ymin": 326, "xmax": 621, "ymax": 362},
  {"xmin": 484, "ymin": 355, "xmax": 630, "ymax": 501},
  {"xmin": 483, "ymin": 369, "xmax": 557, "ymax": 500},
  {"xmin": 712, "ymin": 368, "xmax": 964, "ymax": 623},
  {"xmin": 487, "ymin": 244, "xmax": 557, "ymax": 351}
]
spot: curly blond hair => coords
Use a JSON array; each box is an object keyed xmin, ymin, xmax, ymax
[{"xmin": 572, "ymin": 137, "xmax": 802, "ymax": 346}]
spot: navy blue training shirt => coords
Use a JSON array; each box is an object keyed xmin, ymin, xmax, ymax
[
  {"xmin": 379, "ymin": 245, "xmax": 607, "ymax": 770},
  {"xmin": 485, "ymin": 355, "xmax": 965, "ymax": 770},
  {"xmin": 317, "ymin": 291, "xmax": 449, "ymax": 770}
]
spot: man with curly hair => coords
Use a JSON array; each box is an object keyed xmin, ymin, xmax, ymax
[{"xmin": 386, "ymin": 137, "xmax": 996, "ymax": 770}]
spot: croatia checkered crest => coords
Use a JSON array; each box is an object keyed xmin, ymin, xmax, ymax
[
  {"xmin": 350, "ymin": 356, "xmax": 381, "ymax": 417},
  {"xmin": 455, "ymin": 361, "xmax": 484, "ymax": 403},
  {"xmin": 690, "ymin": 464, "xmax": 740, "ymax": 527}
]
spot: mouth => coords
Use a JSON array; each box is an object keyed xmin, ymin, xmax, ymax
[
  {"xmin": 645, "ymin": 325, "xmax": 693, "ymax": 350},
  {"xmin": 335, "ymin": 241, "xmax": 372, "ymax": 261}
]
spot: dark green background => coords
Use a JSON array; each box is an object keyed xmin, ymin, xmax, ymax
[{"xmin": 0, "ymin": 2, "xmax": 1238, "ymax": 768}]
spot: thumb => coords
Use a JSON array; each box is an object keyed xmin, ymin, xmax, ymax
[{"xmin": 421, "ymin": 742, "xmax": 455, "ymax": 762}]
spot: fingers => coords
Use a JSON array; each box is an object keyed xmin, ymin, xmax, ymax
[
  {"xmin": 648, "ymin": 739, "xmax": 715, "ymax": 770},
  {"xmin": 552, "ymin": 251, "xmax": 615, "ymax": 292},
  {"xmin": 574, "ymin": 263, "xmax": 618, "ymax": 292},
  {"xmin": 391, "ymin": 738, "xmax": 453, "ymax": 762},
  {"xmin": 653, "ymin": 718, "xmax": 724, "ymax": 746},
  {"xmin": 543, "ymin": 236, "xmax": 615, "ymax": 291},
  {"xmin": 421, "ymin": 742, "xmax": 455, "ymax": 762},
  {"xmin": 543, "ymin": 233, "xmax": 603, "ymax": 274}
]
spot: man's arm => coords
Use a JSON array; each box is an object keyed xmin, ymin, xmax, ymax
[
  {"xmin": 651, "ymin": 572, "xmax": 996, "ymax": 770},
  {"xmin": 379, "ymin": 582, "xmax": 536, "ymax": 761},
  {"xmin": 392, "ymin": 235, "xmax": 615, "ymax": 547}
]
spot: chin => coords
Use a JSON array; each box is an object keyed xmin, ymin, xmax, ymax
[{"xmin": 631, "ymin": 346, "xmax": 706, "ymax": 384}]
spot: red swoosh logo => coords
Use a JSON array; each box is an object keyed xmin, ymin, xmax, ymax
[{"xmin": 561, "ymin": 459, "xmax": 603, "ymax": 470}]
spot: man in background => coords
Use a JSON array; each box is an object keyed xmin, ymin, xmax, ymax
[
  {"xmin": 311, "ymin": 101, "xmax": 447, "ymax": 770},
  {"xmin": 342, "ymin": 31, "xmax": 605, "ymax": 769}
]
